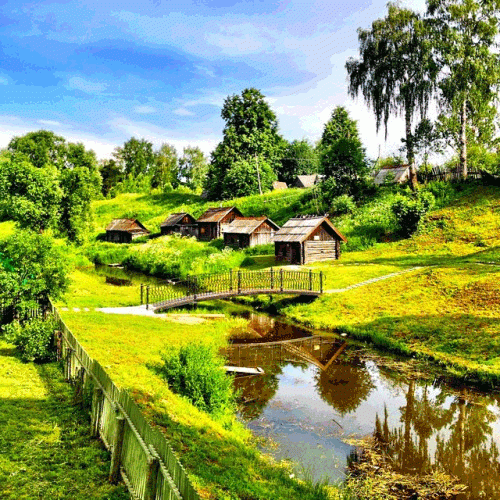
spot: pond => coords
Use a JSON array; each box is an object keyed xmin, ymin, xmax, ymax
[{"xmin": 223, "ymin": 312, "xmax": 500, "ymax": 498}]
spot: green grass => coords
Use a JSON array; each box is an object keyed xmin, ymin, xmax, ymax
[
  {"xmin": 58, "ymin": 311, "xmax": 334, "ymax": 500},
  {"xmin": 0, "ymin": 340, "xmax": 129, "ymax": 500}
]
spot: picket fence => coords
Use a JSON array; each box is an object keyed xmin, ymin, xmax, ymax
[{"xmin": 49, "ymin": 301, "xmax": 200, "ymax": 500}]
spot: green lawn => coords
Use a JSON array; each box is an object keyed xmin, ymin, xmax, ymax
[{"xmin": 0, "ymin": 340, "xmax": 129, "ymax": 500}]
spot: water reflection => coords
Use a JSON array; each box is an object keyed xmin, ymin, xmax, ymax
[{"xmin": 224, "ymin": 313, "xmax": 500, "ymax": 497}]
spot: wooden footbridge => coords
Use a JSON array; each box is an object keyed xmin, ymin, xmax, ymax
[{"xmin": 141, "ymin": 269, "xmax": 324, "ymax": 311}]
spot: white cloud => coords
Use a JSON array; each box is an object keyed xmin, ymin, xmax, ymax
[
  {"xmin": 134, "ymin": 105, "xmax": 156, "ymax": 114},
  {"xmin": 38, "ymin": 119, "xmax": 62, "ymax": 127},
  {"xmin": 0, "ymin": 76, "xmax": 8, "ymax": 85},
  {"xmin": 173, "ymin": 108, "xmax": 195, "ymax": 117},
  {"xmin": 66, "ymin": 76, "xmax": 108, "ymax": 94}
]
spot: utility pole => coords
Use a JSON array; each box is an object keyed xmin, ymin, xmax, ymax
[{"xmin": 255, "ymin": 154, "xmax": 262, "ymax": 195}]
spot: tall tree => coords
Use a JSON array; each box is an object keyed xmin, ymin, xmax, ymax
[
  {"xmin": 114, "ymin": 138, "xmax": 155, "ymax": 177},
  {"xmin": 178, "ymin": 146, "xmax": 208, "ymax": 191},
  {"xmin": 278, "ymin": 139, "xmax": 319, "ymax": 185},
  {"xmin": 346, "ymin": 3, "xmax": 438, "ymax": 189},
  {"xmin": 152, "ymin": 143, "xmax": 179, "ymax": 189},
  {"xmin": 99, "ymin": 158, "xmax": 123, "ymax": 196},
  {"xmin": 206, "ymin": 88, "xmax": 284, "ymax": 200},
  {"xmin": 427, "ymin": 0, "xmax": 500, "ymax": 179}
]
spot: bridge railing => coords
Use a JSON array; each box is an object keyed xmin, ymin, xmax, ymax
[{"xmin": 141, "ymin": 268, "xmax": 323, "ymax": 309}]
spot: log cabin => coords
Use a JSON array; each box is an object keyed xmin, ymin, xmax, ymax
[
  {"xmin": 160, "ymin": 213, "xmax": 197, "ymax": 237},
  {"xmin": 196, "ymin": 206, "xmax": 243, "ymax": 241},
  {"xmin": 223, "ymin": 216, "xmax": 280, "ymax": 249},
  {"xmin": 105, "ymin": 219, "xmax": 150, "ymax": 243}
]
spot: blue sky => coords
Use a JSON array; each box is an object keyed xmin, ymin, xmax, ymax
[{"xmin": 0, "ymin": 0, "xmax": 426, "ymax": 160}]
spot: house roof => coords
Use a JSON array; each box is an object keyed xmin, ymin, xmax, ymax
[
  {"xmin": 273, "ymin": 215, "xmax": 347, "ymax": 243},
  {"xmin": 105, "ymin": 219, "xmax": 150, "ymax": 234},
  {"xmin": 374, "ymin": 165, "xmax": 410, "ymax": 185},
  {"xmin": 197, "ymin": 206, "xmax": 242, "ymax": 223},
  {"xmin": 224, "ymin": 217, "xmax": 280, "ymax": 235},
  {"xmin": 295, "ymin": 174, "xmax": 320, "ymax": 188},
  {"xmin": 160, "ymin": 212, "xmax": 194, "ymax": 228},
  {"xmin": 273, "ymin": 181, "xmax": 288, "ymax": 190}
]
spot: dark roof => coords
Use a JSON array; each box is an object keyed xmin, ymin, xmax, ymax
[
  {"xmin": 160, "ymin": 213, "xmax": 194, "ymax": 228},
  {"xmin": 224, "ymin": 217, "xmax": 280, "ymax": 235},
  {"xmin": 105, "ymin": 219, "xmax": 150, "ymax": 234},
  {"xmin": 197, "ymin": 206, "xmax": 242, "ymax": 223},
  {"xmin": 273, "ymin": 215, "xmax": 347, "ymax": 243}
]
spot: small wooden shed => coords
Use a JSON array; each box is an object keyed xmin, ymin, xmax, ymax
[
  {"xmin": 160, "ymin": 213, "xmax": 197, "ymax": 237},
  {"xmin": 293, "ymin": 174, "xmax": 323, "ymax": 188},
  {"xmin": 273, "ymin": 181, "xmax": 288, "ymax": 190},
  {"xmin": 105, "ymin": 219, "xmax": 150, "ymax": 243},
  {"xmin": 196, "ymin": 206, "xmax": 243, "ymax": 241},
  {"xmin": 273, "ymin": 215, "xmax": 347, "ymax": 265},
  {"xmin": 223, "ymin": 217, "xmax": 280, "ymax": 249}
]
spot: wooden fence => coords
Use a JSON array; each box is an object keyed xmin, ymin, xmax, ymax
[
  {"xmin": 424, "ymin": 166, "xmax": 482, "ymax": 182},
  {"xmin": 49, "ymin": 302, "xmax": 201, "ymax": 500},
  {"xmin": 141, "ymin": 268, "xmax": 324, "ymax": 310}
]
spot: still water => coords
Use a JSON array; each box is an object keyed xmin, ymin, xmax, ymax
[{"xmin": 223, "ymin": 313, "xmax": 500, "ymax": 498}]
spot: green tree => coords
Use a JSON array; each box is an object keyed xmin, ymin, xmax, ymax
[
  {"xmin": 0, "ymin": 155, "xmax": 62, "ymax": 232},
  {"xmin": 152, "ymin": 143, "xmax": 179, "ymax": 189},
  {"xmin": 99, "ymin": 158, "xmax": 123, "ymax": 196},
  {"xmin": 179, "ymin": 146, "xmax": 208, "ymax": 191},
  {"xmin": 114, "ymin": 138, "xmax": 155, "ymax": 177},
  {"xmin": 221, "ymin": 157, "xmax": 275, "ymax": 199},
  {"xmin": 427, "ymin": 0, "xmax": 500, "ymax": 179},
  {"xmin": 206, "ymin": 88, "xmax": 284, "ymax": 200},
  {"xmin": 278, "ymin": 139, "xmax": 319, "ymax": 185},
  {"xmin": 346, "ymin": 3, "xmax": 438, "ymax": 189},
  {"xmin": 318, "ymin": 107, "xmax": 370, "ymax": 196},
  {"xmin": 8, "ymin": 130, "xmax": 67, "ymax": 169}
]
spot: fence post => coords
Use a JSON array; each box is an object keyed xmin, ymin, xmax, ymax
[
  {"xmin": 91, "ymin": 387, "xmax": 104, "ymax": 438},
  {"xmin": 270, "ymin": 267, "xmax": 274, "ymax": 290},
  {"xmin": 146, "ymin": 285, "xmax": 150, "ymax": 310},
  {"xmin": 140, "ymin": 284, "xmax": 144, "ymax": 305},
  {"xmin": 54, "ymin": 330, "xmax": 62, "ymax": 361},
  {"xmin": 320, "ymin": 271, "xmax": 323, "ymax": 294},
  {"xmin": 74, "ymin": 367, "xmax": 85, "ymax": 407},
  {"xmin": 65, "ymin": 347, "xmax": 74, "ymax": 382},
  {"xmin": 238, "ymin": 270, "xmax": 242, "ymax": 294},
  {"xmin": 309, "ymin": 270, "xmax": 313, "ymax": 291},
  {"xmin": 109, "ymin": 409, "xmax": 126, "ymax": 484},
  {"xmin": 145, "ymin": 445, "xmax": 160, "ymax": 500},
  {"xmin": 280, "ymin": 269, "xmax": 283, "ymax": 292},
  {"xmin": 229, "ymin": 269, "xmax": 233, "ymax": 291},
  {"xmin": 193, "ymin": 276, "xmax": 197, "ymax": 301}
]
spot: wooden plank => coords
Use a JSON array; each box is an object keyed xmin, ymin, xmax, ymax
[{"xmin": 224, "ymin": 366, "xmax": 265, "ymax": 375}]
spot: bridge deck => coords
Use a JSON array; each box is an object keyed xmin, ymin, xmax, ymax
[{"xmin": 150, "ymin": 288, "xmax": 321, "ymax": 311}]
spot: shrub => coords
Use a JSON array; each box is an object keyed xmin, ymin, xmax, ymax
[
  {"xmin": 329, "ymin": 194, "xmax": 356, "ymax": 215},
  {"xmin": 391, "ymin": 191, "xmax": 435, "ymax": 237},
  {"xmin": 3, "ymin": 316, "xmax": 58, "ymax": 362},
  {"xmin": 158, "ymin": 343, "xmax": 236, "ymax": 418},
  {"xmin": 244, "ymin": 243, "xmax": 274, "ymax": 256}
]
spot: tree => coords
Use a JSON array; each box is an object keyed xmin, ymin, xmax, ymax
[
  {"xmin": 178, "ymin": 147, "xmax": 208, "ymax": 191},
  {"xmin": 318, "ymin": 107, "xmax": 370, "ymax": 196},
  {"xmin": 221, "ymin": 158, "xmax": 275, "ymax": 199},
  {"xmin": 206, "ymin": 88, "xmax": 285, "ymax": 200},
  {"xmin": 346, "ymin": 3, "xmax": 438, "ymax": 189},
  {"xmin": 0, "ymin": 155, "xmax": 62, "ymax": 232},
  {"xmin": 427, "ymin": 0, "xmax": 500, "ymax": 179},
  {"xmin": 114, "ymin": 138, "xmax": 155, "ymax": 177},
  {"xmin": 152, "ymin": 143, "xmax": 179, "ymax": 189},
  {"xmin": 278, "ymin": 139, "xmax": 319, "ymax": 185},
  {"xmin": 99, "ymin": 158, "xmax": 123, "ymax": 196}
]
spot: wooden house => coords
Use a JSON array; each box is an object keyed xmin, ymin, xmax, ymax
[
  {"xmin": 223, "ymin": 217, "xmax": 280, "ymax": 249},
  {"xmin": 273, "ymin": 215, "xmax": 347, "ymax": 265},
  {"xmin": 373, "ymin": 164, "xmax": 410, "ymax": 185},
  {"xmin": 196, "ymin": 206, "xmax": 243, "ymax": 241},
  {"xmin": 105, "ymin": 219, "xmax": 150, "ymax": 243},
  {"xmin": 160, "ymin": 213, "xmax": 197, "ymax": 237}
]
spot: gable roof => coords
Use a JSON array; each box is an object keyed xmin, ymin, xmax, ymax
[
  {"xmin": 374, "ymin": 165, "xmax": 410, "ymax": 185},
  {"xmin": 160, "ymin": 212, "xmax": 194, "ymax": 228},
  {"xmin": 106, "ymin": 219, "xmax": 150, "ymax": 234},
  {"xmin": 295, "ymin": 174, "xmax": 320, "ymax": 188},
  {"xmin": 197, "ymin": 206, "xmax": 243, "ymax": 223},
  {"xmin": 224, "ymin": 216, "xmax": 280, "ymax": 235},
  {"xmin": 273, "ymin": 181, "xmax": 288, "ymax": 190},
  {"xmin": 273, "ymin": 215, "xmax": 347, "ymax": 243}
]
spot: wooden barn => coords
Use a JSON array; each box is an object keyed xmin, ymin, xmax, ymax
[
  {"xmin": 196, "ymin": 206, "xmax": 243, "ymax": 241},
  {"xmin": 273, "ymin": 215, "xmax": 347, "ymax": 265},
  {"xmin": 105, "ymin": 219, "xmax": 150, "ymax": 243},
  {"xmin": 160, "ymin": 212, "xmax": 197, "ymax": 237},
  {"xmin": 223, "ymin": 217, "xmax": 280, "ymax": 249}
]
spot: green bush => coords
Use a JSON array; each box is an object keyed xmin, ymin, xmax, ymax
[
  {"xmin": 158, "ymin": 343, "xmax": 236, "ymax": 418},
  {"xmin": 244, "ymin": 243, "xmax": 274, "ymax": 256},
  {"xmin": 3, "ymin": 316, "xmax": 58, "ymax": 362},
  {"xmin": 329, "ymin": 194, "xmax": 356, "ymax": 215},
  {"xmin": 391, "ymin": 191, "xmax": 435, "ymax": 237}
]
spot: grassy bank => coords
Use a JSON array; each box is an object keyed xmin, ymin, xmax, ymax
[{"xmin": 0, "ymin": 340, "xmax": 129, "ymax": 500}]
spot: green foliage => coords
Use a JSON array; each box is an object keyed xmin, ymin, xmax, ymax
[
  {"xmin": 99, "ymin": 159, "xmax": 123, "ymax": 197},
  {"xmin": 244, "ymin": 243, "xmax": 274, "ymax": 256},
  {"xmin": 8, "ymin": 130, "xmax": 67, "ymax": 169},
  {"xmin": 159, "ymin": 342, "xmax": 236, "ymax": 418},
  {"xmin": 278, "ymin": 139, "xmax": 319, "ymax": 185},
  {"xmin": 0, "ymin": 155, "xmax": 63, "ymax": 232},
  {"xmin": 179, "ymin": 146, "xmax": 208, "ymax": 191},
  {"xmin": 3, "ymin": 316, "xmax": 58, "ymax": 362},
  {"xmin": 391, "ymin": 190, "xmax": 435, "ymax": 236},
  {"xmin": 114, "ymin": 137, "xmax": 155, "ymax": 177},
  {"xmin": 329, "ymin": 194, "xmax": 356, "ymax": 215},
  {"xmin": 152, "ymin": 143, "xmax": 179, "ymax": 189},
  {"xmin": 222, "ymin": 157, "xmax": 276, "ymax": 198},
  {"xmin": 206, "ymin": 88, "xmax": 285, "ymax": 200}
]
